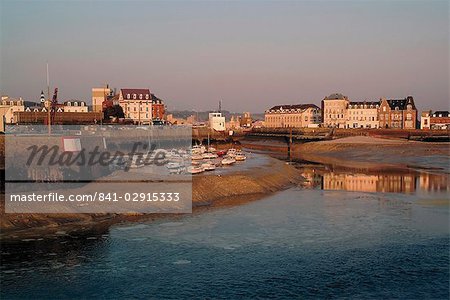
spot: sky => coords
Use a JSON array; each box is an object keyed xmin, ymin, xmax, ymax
[{"xmin": 0, "ymin": 0, "xmax": 448, "ymax": 113}]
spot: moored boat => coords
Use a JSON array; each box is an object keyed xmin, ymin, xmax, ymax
[{"xmin": 221, "ymin": 157, "xmax": 236, "ymax": 165}]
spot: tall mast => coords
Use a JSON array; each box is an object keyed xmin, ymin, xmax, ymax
[{"xmin": 47, "ymin": 62, "xmax": 51, "ymax": 134}]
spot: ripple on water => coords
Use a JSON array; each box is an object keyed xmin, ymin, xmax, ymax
[{"xmin": 173, "ymin": 260, "xmax": 191, "ymax": 265}]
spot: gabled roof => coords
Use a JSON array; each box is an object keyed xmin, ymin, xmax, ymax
[
  {"xmin": 386, "ymin": 96, "xmax": 416, "ymax": 110},
  {"xmin": 268, "ymin": 104, "xmax": 319, "ymax": 111}
]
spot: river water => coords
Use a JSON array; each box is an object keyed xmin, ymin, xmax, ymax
[{"xmin": 1, "ymin": 161, "xmax": 449, "ymax": 299}]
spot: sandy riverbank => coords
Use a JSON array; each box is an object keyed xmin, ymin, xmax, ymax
[
  {"xmin": 0, "ymin": 155, "xmax": 302, "ymax": 241},
  {"xmin": 293, "ymin": 136, "xmax": 450, "ymax": 173}
]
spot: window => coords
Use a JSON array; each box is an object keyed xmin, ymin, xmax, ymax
[
  {"xmin": 145, "ymin": 94, "xmax": 149, "ymax": 100},
  {"xmin": 133, "ymin": 94, "xmax": 137, "ymax": 100},
  {"xmin": 383, "ymin": 107, "xmax": 386, "ymax": 112},
  {"xmin": 139, "ymin": 94, "xmax": 143, "ymax": 100},
  {"xmin": 127, "ymin": 94, "xmax": 130, "ymax": 99}
]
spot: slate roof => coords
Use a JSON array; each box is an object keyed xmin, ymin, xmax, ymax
[
  {"xmin": 120, "ymin": 89, "xmax": 151, "ymax": 100},
  {"xmin": 324, "ymin": 93, "xmax": 348, "ymax": 100},
  {"xmin": 432, "ymin": 111, "xmax": 450, "ymax": 117},
  {"xmin": 386, "ymin": 96, "xmax": 416, "ymax": 110},
  {"xmin": 268, "ymin": 104, "xmax": 319, "ymax": 112}
]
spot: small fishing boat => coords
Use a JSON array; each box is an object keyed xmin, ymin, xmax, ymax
[
  {"xmin": 221, "ymin": 157, "xmax": 236, "ymax": 165},
  {"xmin": 187, "ymin": 165, "xmax": 204, "ymax": 174},
  {"xmin": 201, "ymin": 162, "xmax": 216, "ymax": 171},
  {"xmin": 202, "ymin": 152, "xmax": 218, "ymax": 159},
  {"xmin": 192, "ymin": 145, "xmax": 206, "ymax": 154},
  {"xmin": 235, "ymin": 154, "xmax": 246, "ymax": 161},
  {"xmin": 191, "ymin": 154, "xmax": 204, "ymax": 160}
]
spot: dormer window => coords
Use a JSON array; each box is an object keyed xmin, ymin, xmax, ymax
[
  {"xmin": 145, "ymin": 94, "xmax": 149, "ymax": 100},
  {"xmin": 139, "ymin": 94, "xmax": 143, "ymax": 100},
  {"xmin": 67, "ymin": 102, "xmax": 71, "ymax": 106},
  {"xmin": 133, "ymin": 94, "xmax": 137, "ymax": 100},
  {"xmin": 81, "ymin": 102, "xmax": 85, "ymax": 106},
  {"xmin": 395, "ymin": 107, "xmax": 399, "ymax": 111},
  {"xmin": 127, "ymin": 94, "xmax": 130, "ymax": 99}
]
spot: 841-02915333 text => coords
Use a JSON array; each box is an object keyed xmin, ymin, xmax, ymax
[{"xmin": 8, "ymin": 192, "xmax": 181, "ymax": 203}]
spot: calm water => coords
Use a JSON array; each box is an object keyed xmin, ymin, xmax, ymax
[{"xmin": 1, "ymin": 169, "xmax": 449, "ymax": 299}]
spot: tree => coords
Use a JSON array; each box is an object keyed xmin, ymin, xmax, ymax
[{"xmin": 104, "ymin": 105, "xmax": 125, "ymax": 120}]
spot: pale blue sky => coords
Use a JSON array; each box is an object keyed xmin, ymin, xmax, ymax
[{"xmin": 1, "ymin": 0, "xmax": 448, "ymax": 112}]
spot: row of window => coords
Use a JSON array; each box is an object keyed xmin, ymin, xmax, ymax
[
  {"xmin": 126, "ymin": 93, "xmax": 150, "ymax": 100},
  {"xmin": 266, "ymin": 115, "xmax": 319, "ymax": 122}
]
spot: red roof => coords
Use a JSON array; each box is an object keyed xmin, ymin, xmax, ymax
[{"xmin": 120, "ymin": 89, "xmax": 151, "ymax": 100}]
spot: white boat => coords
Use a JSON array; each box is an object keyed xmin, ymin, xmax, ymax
[
  {"xmin": 167, "ymin": 162, "xmax": 184, "ymax": 169},
  {"xmin": 227, "ymin": 148, "xmax": 237, "ymax": 157},
  {"xmin": 191, "ymin": 154, "xmax": 203, "ymax": 160},
  {"xmin": 187, "ymin": 165, "xmax": 204, "ymax": 174},
  {"xmin": 221, "ymin": 157, "xmax": 236, "ymax": 165},
  {"xmin": 202, "ymin": 152, "xmax": 218, "ymax": 159},
  {"xmin": 192, "ymin": 145, "xmax": 206, "ymax": 154},
  {"xmin": 235, "ymin": 154, "xmax": 246, "ymax": 161},
  {"xmin": 201, "ymin": 162, "xmax": 216, "ymax": 171},
  {"xmin": 207, "ymin": 146, "xmax": 217, "ymax": 153}
]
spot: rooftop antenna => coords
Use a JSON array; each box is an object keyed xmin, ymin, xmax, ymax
[{"xmin": 218, "ymin": 100, "xmax": 222, "ymax": 113}]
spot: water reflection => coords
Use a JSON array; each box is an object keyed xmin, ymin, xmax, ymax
[{"xmin": 296, "ymin": 163, "xmax": 450, "ymax": 194}]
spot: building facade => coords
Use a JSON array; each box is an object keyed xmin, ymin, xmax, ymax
[
  {"xmin": 0, "ymin": 96, "xmax": 25, "ymax": 124},
  {"xmin": 92, "ymin": 87, "xmax": 111, "ymax": 113},
  {"xmin": 346, "ymin": 101, "xmax": 379, "ymax": 129},
  {"xmin": 421, "ymin": 110, "xmax": 450, "ymax": 130},
  {"xmin": 209, "ymin": 112, "xmax": 225, "ymax": 131},
  {"xmin": 118, "ymin": 88, "xmax": 152, "ymax": 124},
  {"xmin": 264, "ymin": 104, "xmax": 321, "ymax": 128},
  {"xmin": 321, "ymin": 93, "xmax": 349, "ymax": 128},
  {"xmin": 63, "ymin": 100, "xmax": 88, "ymax": 113},
  {"xmin": 151, "ymin": 94, "xmax": 165, "ymax": 120},
  {"xmin": 379, "ymin": 96, "xmax": 417, "ymax": 129}
]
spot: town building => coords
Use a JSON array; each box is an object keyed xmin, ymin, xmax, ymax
[
  {"xmin": 0, "ymin": 95, "xmax": 25, "ymax": 124},
  {"xmin": 346, "ymin": 101, "xmax": 379, "ymax": 129},
  {"xmin": 226, "ymin": 115, "xmax": 241, "ymax": 130},
  {"xmin": 92, "ymin": 87, "xmax": 111, "ymax": 113},
  {"xmin": 240, "ymin": 112, "xmax": 253, "ymax": 128},
  {"xmin": 63, "ymin": 100, "xmax": 88, "ymax": 113},
  {"xmin": 118, "ymin": 88, "xmax": 152, "ymax": 124},
  {"xmin": 264, "ymin": 104, "xmax": 321, "ymax": 128},
  {"xmin": 151, "ymin": 94, "xmax": 165, "ymax": 120},
  {"xmin": 379, "ymin": 96, "xmax": 417, "ymax": 129},
  {"xmin": 209, "ymin": 112, "xmax": 225, "ymax": 131},
  {"xmin": 421, "ymin": 110, "xmax": 450, "ymax": 130},
  {"xmin": 322, "ymin": 93, "xmax": 349, "ymax": 128}
]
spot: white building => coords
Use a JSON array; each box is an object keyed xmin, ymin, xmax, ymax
[
  {"xmin": 209, "ymin": 112, "xmax": 225, "ymax": 131},
  {"xmin": 346, "ymin": 101, "xmax": 379, "ymax": 128},
  {"xmin": 63, "ymin": 100, "xmax": 88, "ymax": 113},
  {"xmin": 322, "ymin": 93, "xmax": 349, "ymax": 128},
  {"xmin": 118, "ymin": 88, "xmax": 152, "ymax": 124},
  {"xmin": 0, "ymin": 96, "xmax": 25, "ymax": 124}
]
